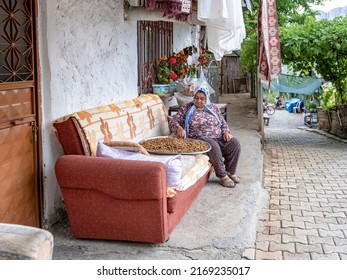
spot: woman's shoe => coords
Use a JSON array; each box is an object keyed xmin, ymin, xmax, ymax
[
  {"xmin": 220, "ymin": 176, "xmax": 235, "ymax": 188},
  {"xmin": 227, "ymin": 173, "xmax": 240, "ymax": 183}
]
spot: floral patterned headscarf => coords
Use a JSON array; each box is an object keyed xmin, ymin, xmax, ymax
[
  {"xmin": 184, "ymin": 85, "xmax": 220, "ymax": 136},
  {"xmin": 194, "ymin": 85, "xmax": 211, "ymax": 104}
]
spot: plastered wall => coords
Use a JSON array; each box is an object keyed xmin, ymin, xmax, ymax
[{"xmin": 37, "ymin": 0, "xmax": 195, "ymax": 225}]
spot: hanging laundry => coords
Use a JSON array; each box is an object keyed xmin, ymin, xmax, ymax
[{"xmin": 197, "ymin": 0, "xmax": 246, "ymax": 60}]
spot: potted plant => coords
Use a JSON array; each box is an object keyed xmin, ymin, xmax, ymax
[
  {"xmin": 155, "ymin": 46, "xmax": 213, "ymax": 95},
  {"xmin": 307, "ymin": 103, "xmax": 317, "ymax": 112},
  {"xmin": 156, "ymin": 47, "xmax": 195, "ymax": 84}
]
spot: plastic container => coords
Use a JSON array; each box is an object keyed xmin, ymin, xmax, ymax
[
  {"xmin": 168, "ymin": 82, "xmax": 177, "ymax": 94},
  {"xmin": 152, "ymin": 84, "xmax": 169, "ymax": 95}
]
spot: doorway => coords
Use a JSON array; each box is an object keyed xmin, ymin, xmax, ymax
[
  {"xmin": 0, "ymin": 0, "xmax": 41, "ymax": 227},
  {"xmin": 221, "ymin": 54, "xmax": 249, "ymax": 94}
]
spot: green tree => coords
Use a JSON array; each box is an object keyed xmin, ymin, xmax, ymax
[
  {"xmin": 280, "ymin": 16, "xmax": 347, "ymax": 105},
  {"xmin": 240, "ymin": 0, "xmax": 324, "ymax": 74},
  {"xmin": 244, "ymin": 0, "xmax": 324, "ymax": 28},
  {"xmin": 240, "ymin": 0, "xmax": 347, "ymax": 106}
]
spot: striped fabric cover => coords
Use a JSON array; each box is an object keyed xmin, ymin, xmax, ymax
[{"xmin": 73, "ymin": 94, "xmax": 170, "ymax": 156}]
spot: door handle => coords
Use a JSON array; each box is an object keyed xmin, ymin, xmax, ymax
[{"xmin": 10, "ymin": 118, "xmax": 24, "ymax": 126}]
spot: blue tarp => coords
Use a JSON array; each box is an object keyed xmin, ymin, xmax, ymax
[
  {"xmin": 262, "ymin": 74, "xmax": 322, "ymax": 95},
  {"xmin": 285, "ymin": 98, "xmax": 303, "ymax": 113}
]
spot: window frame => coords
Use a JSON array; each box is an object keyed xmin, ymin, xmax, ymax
[{"xmin": 137, "ymin": 20, "xmax": 173, "ymax": 95}]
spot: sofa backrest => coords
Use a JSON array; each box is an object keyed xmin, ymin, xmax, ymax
[{"xmin": 53, "ymin": 94, "xmax": 170, "ymax": 156}]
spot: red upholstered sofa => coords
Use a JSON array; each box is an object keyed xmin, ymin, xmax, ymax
[{"xmin": 53, "ymin": 94, "xmax": 213, "ymax": 243}]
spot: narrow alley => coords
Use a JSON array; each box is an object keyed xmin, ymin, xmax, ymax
[{"xmin": 250, "ymin": 109, "xmax": 347, "ymax": 260}]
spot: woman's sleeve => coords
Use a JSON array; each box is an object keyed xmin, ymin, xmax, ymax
[{"xmin": 169, "ymin": 104, "xmax": 189, "ymax": 134}]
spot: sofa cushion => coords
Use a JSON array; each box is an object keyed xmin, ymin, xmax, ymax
[
  {"xmin": 167, "ymin": 161, "xmax": 212, "ymax": 213},
  {"xmin": 96, "ymin": 142, "xmax": 183, "ymax": 189},
  {"xmin": 178, "ymin": 154, "xmax": 211, "ymax": 191},
  {"xmin": 53, "ymin": 117, "xmax": 91, "ymax": 155},
  {"xmin": 166, "ymin": 154, "xmax": 211, "ymax": 212},
  {"xmin": 73, "ymin": 94, "xmax": 170, "ymax": 155}
]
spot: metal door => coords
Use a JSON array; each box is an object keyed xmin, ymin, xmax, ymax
[{"xmin": 0, "ymin": 0, "xmax": 40, "ymax": 227}]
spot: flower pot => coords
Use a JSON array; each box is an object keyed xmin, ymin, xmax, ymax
[{"xmin": 152, "ymin": 84, "xmax": 170, "ymax": 95}]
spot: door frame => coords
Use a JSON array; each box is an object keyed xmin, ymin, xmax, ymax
[{"xmin": 33, "ymin": 0, "xmax": 43, "ymax": 227}]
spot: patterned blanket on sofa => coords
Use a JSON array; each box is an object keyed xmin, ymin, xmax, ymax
[{"xmin": 73, "ymin": 94, "xmax": 170, "ymax": 156}]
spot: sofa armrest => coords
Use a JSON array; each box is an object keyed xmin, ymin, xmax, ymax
[{"xmin": 55, "ymin": 155, "xmax": 167, "ymax": 200}]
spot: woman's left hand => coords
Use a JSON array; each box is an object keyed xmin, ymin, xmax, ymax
[{"xmin": 223, "ymin": 132, "xmax": 233, "ymax": 142}]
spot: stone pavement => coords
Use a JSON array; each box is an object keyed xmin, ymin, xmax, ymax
[{"xmin": 244, "ymin": 109, "xmax": 347, "ymax": 260}]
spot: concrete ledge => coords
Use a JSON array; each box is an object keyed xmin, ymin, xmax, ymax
[
  {"xmin": 0, "ymin": 223, "xmax": 54, "ymax": 260},
  {"xmin": 298, "ymin": 126, "xmax": 347, "ymax": 144}
]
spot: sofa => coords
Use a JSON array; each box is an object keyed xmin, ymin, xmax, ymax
[{"xmin": 53, "ymin": 94, "xmax": 213, "ymax": 243}]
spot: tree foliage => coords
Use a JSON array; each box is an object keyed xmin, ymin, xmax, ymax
[
  {"xmin": 240, "ymin": 0, "xmax": 324, "ymax": 74},
  {"xmin": 243, "ymin": 0, "xmax": 324, "ymax": 30},
  {"xmin": 240, "ymin": 0, "xmax": 347, "ymax": 105},
  {"xmin": 280, "ymin": 16, "xmax": 347, "ymax": 105}
]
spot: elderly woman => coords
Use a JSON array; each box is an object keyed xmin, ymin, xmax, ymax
[{"xmin": 169, "ymin": 85, "xmax": 241, "ymax": 188}]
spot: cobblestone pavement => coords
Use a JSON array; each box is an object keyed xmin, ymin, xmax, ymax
[{"xmin": 246, "ymin": 109, "xmax": 347, "ymax": 260}]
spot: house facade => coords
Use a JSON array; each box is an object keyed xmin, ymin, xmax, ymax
[{"xmin": 0, "ymin": 0, "xmax": 198, "ymax": 227}]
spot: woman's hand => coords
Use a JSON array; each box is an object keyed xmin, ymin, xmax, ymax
[
  {"xmin": 223, "ymin": 132, "xmax": 233, "ymax": 142},
  {"xmin": 177, "ymin": 126, "xmax": 186, "ymax": 139}
]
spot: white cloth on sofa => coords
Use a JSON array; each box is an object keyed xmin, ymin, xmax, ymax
[{"xmin": 96, "ymin": 142, "xmax": 183, "ymax": 189}]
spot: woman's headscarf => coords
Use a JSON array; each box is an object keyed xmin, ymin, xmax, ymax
[{"xmin": 184, "ymin": 84, "xmax": 220, "ymax": 136}]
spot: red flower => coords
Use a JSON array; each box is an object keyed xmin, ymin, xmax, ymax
[
  {"xmin": 169, "ymin": 72, "xmax": 178, "ymax": 80},
  {"xmin": 157, "ymin": 46, "xmax": 209, "ymax": 84},
  {"xmin": 198, "ymin": 54, "xmax": 210, "ymax": 66},
  {"xmin": 169, "ymin": 57, "xmax": 177, "ymax": 65}
]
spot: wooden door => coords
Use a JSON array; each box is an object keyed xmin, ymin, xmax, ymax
[
  {"xmin": 221, "ymin": 55, "xmax": 249, "ymax": 94},
  {"xmin": 0, "ymin": 0, "xmax": 41, "ymax": 227}
]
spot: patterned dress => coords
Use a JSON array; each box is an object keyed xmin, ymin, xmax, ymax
[{"xmin": 169, "ymin": 102, "xmax": 241, "ymax": 178}]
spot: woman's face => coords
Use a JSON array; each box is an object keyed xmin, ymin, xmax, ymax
[{"xmin": 194, "ymin": 92, "xmax": 206, "ymax": 109}]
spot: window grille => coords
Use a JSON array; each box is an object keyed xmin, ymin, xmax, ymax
[
  {"xmin": 137, "ymin": 20, "xmax": 173, "ymax": 95},
  {"xmin": 0, "ymin": 0, "xmax": 34, "ymax": 83}
]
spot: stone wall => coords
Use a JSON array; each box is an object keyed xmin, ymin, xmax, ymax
[
  {"xmin": 317, "ymin": 108, "xmax": 330, "ymax": 131},
  {"xmin": 318, "ymin": 105, "xmax": 347, "ymax": 139}
]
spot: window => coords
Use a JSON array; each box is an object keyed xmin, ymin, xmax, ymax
[
  {"xmin": 137, "ymin": 21, "xmax": 173, "ymax": 95},
  {"xmin": 0, "ymin": 0, "xmax": 34, "ymax": 82}
]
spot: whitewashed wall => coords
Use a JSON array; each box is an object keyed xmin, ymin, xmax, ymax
[{"xmin": 38, "ymin": 0, "xmax": 196, "ymax": 225}]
